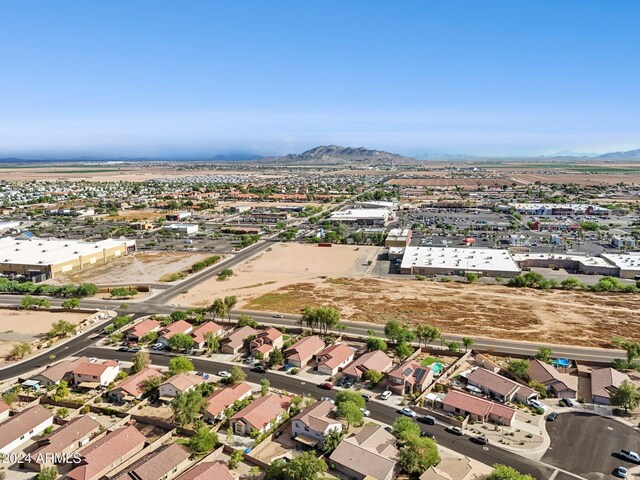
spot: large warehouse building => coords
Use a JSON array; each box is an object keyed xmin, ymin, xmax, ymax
[
  {"xmin": 0, "ymin": 235, "xmax": 136, "ymax": 281},
  {"xmin": 400, "ymin": 246, "xmax": 521, "ymax": 278},
  {"xmin": 329, "ymin": 208, "xmax": 391, "ymax": 226}
]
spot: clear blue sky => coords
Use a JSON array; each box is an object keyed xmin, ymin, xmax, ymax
[{"xmin": 1, "ymin": 1, "xmax": 639, "ymax": 158}]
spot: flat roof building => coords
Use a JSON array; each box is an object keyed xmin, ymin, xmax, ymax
[
  {"xmin": 385, "ymin": 228, "xmax": 412, "ymax": 248},
  {"xmin": 600, "ymin": 253, "xmax": 640, "ymax": 279},
  {"xmin": 400, "ymin": 246, "xmax": 521, "ymax": 278},
  {"xmin": 162, "ymin": 223, "xmax": 199, "ymax": 234},
  {"xmin": 329, "ymin": 208, "xmax": 391, "ymax": 226},
  {"xmin": 0, "ymin": 236, "xmax": 135, "ymax": 281}
]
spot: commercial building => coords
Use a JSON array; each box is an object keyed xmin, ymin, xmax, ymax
[
  {"xmin": 162, "ymin": 223, "xmax": 199, "ymax": 235},
  {"xmin": 329, "ymin": 208, "xmax": 391, "ymax": 226},
  {"xmin": 513, "ymin": 253, "xmax": 619, "ymax": 277},
  {"xmin": 600, "ymin": 253, "xmax": 640, "ymax": 279},
  {"xmin": 166, "ymin": 212, "xmax": 192, "ymax": 221},
  {"xmin": 354, "ymin": 200, "xmax": 396, "ymax": 210},
  {"xmin": 400, "ymin": 246, "xmax": 521, "ymax": 278},
  {"xmin": 385, "ymin": 228, "xmax": 412, "ymax": 248},
  {"xmin": 0, "ymin": 235, "xmax": 135, "ymax": 281},
  {"xmin": 509, "ymin": 203, "xmax": 609, "ymax": 216}
]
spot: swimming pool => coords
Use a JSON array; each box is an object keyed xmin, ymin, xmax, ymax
[
  {"xmin": 553, "ymin": 358, "xmax": 570, "ymax": 367},
  {"xmin": 431, "ymin": 362, "xmax": 444, "ymax": 374}
]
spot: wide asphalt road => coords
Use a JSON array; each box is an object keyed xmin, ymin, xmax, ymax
[{"xmin": 83, "ymin": 346, "xmax": 585, "ymax": 480}]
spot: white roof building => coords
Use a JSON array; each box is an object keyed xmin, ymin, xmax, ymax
[
  {"xmin": 600, "ymin": 253, "xmax": 640, "ymax": 279},
  {"xmin": 329, "ymin": 208, "xmax": 391, "ymax": 225},
  {"xmin": 400, "ymin": 246, "xmax": 521, "ymax": 277}
]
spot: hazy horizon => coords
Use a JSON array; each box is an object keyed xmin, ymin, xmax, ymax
[{"xmin": 1, "ymin": 1, "xmax": 639, "ymax": 158}]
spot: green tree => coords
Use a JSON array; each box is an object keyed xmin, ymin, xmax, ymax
[
  {"xmin": 1, "ymin": 391, "xmax": 18, "ymax": 405},
  {"xmin": 362, "ymin": 369, "xmax": 383, "ymax": 385},
  {"xmin": 131, "ymin": 351, "xmax": 150, "ymax": 373},
  {"xmin": 226, "ymin": 366, "xmax": 247, "ymax": 385},
  {"xmin": 396, "ymin": 341, "xmax": 413, "ymax": 360},
  {"xmin": 168, "ymin": 333, "xmax": 195, "ymax": 351},
  {"xmin": 204, "ymin": 332, "xmax": 220, "ymax": 354},
  {"xmin": 462, "ymin": 337, "xmax": 474, "ymax": 352},
  {"xmin": 172, "ymin": 389, "xmax": 206, "ymax": 426},
  {"xmin": 507, "ymin": 359, "xmax": 530, "ymax": 379},
  {"xmin": 613, "ymin": 337, "xmax": 640, "ymax": 366},
  {"xmin": 260, "ymin": 378, "xmax": 270, "ymax": 396},
  {"xmin": 446, "ymin": 341, "xmax": 460, "ymax": 353},
  {"xmin": 265, "ymin": 458, "xmax": 288, "ymax": 480},
  {"xmin": 321, "ymin": 429, "xmax": 343, "ymax": 455},
  {"xmin": 168, "ymin": 356, "xmax": 194, "ymax": 375},
  {"xmin": 536, "ymin": 347, "xmax": 553, "ymax": 364},
  {"xmin": 9, "ymin": 341, "xmax": 32, "ymax": 359},
  {"xmin": 55, "ymin": 407, "xmax": 69, "ymax": 418},
  {"xmin": 48, "ymin": 320, "xmax": 76, "ymax": 339},
  {"xmin": 399, "ymin": 436, "xmax": 440, "ymax": 474},
  {"xmin": 189, "ymin": 425, "xmax": 218, "ymax": 454},
  {"xmin": 228, "ymin": 449, "xmax": 244, "ymax": 469},
  {"xmin": 286, "ymin": 451, "xmax": 328, "ymax": 480},
  {"xmin": 366, "ymin": 336, "xmax": 388, "ymax": 352},
  {"xmin": 35, "ymin": 466, "xmax": 59, "ymax": 480},
  {"xmin": 110, "ymin": 287, "xmax": 138, "ymax": 299},
  {"xmin": 52, "ymin": 380, "xmax": 70, "ymax": 401},
  {"xmin": 610, "ymin": 380, "xmax": 640, "ymax": 414},
  {"xmin": 237, "ymin": 315, "xmax": 259, "ymax": 328},
  {"xmin": 335, "ymin": 390, "xmax": 365, "ymax": 408},
  {"xmin": 61, "ymin": 298, "xmax": 80, "ymax": 309},
  {"xmin": 392, "ymin": 416, "xmax": 421, "ymax": 443},
  {"xmin": 142, "ymin": 376, "xmax": 162, "ymax": 393},
  {"xmin": 268, "ymin": 347, "xmax": 284, "ymax": 367},
  {"xmin": 300, "ymin": 306, "xmax": 341, "ymax": 334},
  {"xmin": 465, "ymin": 272, "xmax": 479, "ymax": 283},
  {"xmin": 224, "ymin": 295, "xmax": 238, "ymax": 320},
  {"xmin": 486, "ymin": 464, "xmax": 536, "ymax": 480},
  {"xmin": 226, "ymin": 427, "xmax": 234, "ymax": 444},
  {"xmin": 336, "ymin": 401, "xmax": 364, "ymax": 429},
  {"xmin": 384, "ymin": 319, "xmax": 414, "ymax": 345}
]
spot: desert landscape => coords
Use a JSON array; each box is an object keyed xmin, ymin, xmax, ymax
[
  {"xmin": 171, "ymin": 243, "xmax": 381, "ymax": 307},
  {"xmin": 244, "ymin": 277, "xmax": 640, "ymax": 348}
]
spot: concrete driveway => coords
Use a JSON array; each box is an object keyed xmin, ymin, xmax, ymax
[{"xmin": 542, "ymin": 412, "xmax": 640, "ymax": 479}]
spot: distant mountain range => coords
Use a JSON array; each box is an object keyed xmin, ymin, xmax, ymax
[
  {"xmin": 541, "ymin": 150, "xmax": 600, "ymax": 158},
  {"xmin": 256, "ymin": 145, "xmax": 417, "ymax": 165},
  {"xmin": 599, "ymin": 148, "xmax": 640, "ymax": 158}
]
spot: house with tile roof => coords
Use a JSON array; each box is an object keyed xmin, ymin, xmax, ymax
[
  {"xmin": 442, "ymin": 389, "xmax": 517, "ymax": 426},
  {"xmin": 203, "ymin": 382, "xmax": 254, "ymax": 422},
  {"xmin": 30, "ymin": 357, "xmax": 89, "ymax": 387},
  {"xmin": 527, "ymin": 359, "xmax": 577, "ymax": 399},
  {"xmin": 342, "ymin": 350, "xmax": 393, "ymax": 381},
  {"xmin": 291, "ymin": 400, "xmax": 342, "ymax": 448},
  {"xmin": 177, "ymin": 461, "xmax": 233, "ymax": 480},
  {"xmin": 591, "ymin": 367, "xmax": 629, "ymax": 405},
  {"xmin": 108, "ymin": 367, "xmax": 163, "ymax": 403},
  {"xmin": 284, "ymin": 335, "xmax": 325, "ymax": 368},
  {"xmin": 249, "ymin": 327, "xmax": 284, "ymax": 360},
  {"xmin": 125, "ymin": 319, "xmax": 161, "ymax": 341},
  {"xmin": 316, "ymin": 343, "xmax": 356, "ymax": 376},
  {"xmin": 190, "ymin": 321, "xmax": 224, "ymax": 350},
  {"xmin": 0, "ymin": 400, "xmax": 10, "ymax": 424},
  {"xmin": 221, "ymin": 326, "xmax": 257, "ymax": 354},
  {"xmin": 72, "ymin": 360, "xmax": 120, "ymax": 388},
  {"xmin": 467, "ymin": 367, "xmax": 537, "ymax": 404},
  {"xmin": 230, "ymin": 394, "xmax": 291, "ymax": 436},
  {"xmin": 158, "ymin": 320, "xmax": 194, "ymax": 345},
  {"xmin": 387, "ymin": 359, "xmax": 434, "ymax": 395},
  {"xmin": 26, "ymin": 415, "xmax": 101, "ymax": 471},
  {"xmin": 0, "ymin": 405, "xmax": 54, "ymax": 455},
  {"xmin": 329, "ymin": 425, "xmax": 399, "ymax": 480},
  {"xmin": 159, "ymin": 373, "xmax": 204, "ymax": 401},
  {"xmin": 111, "ymin": 443, "xmax": 190, "ymax": 480},
  {"xmin": 66, "ymin": 426, "xmax": 147, "ymax": 480}
]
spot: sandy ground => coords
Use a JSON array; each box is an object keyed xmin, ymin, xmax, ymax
[
  {"xmin": 0, "ymin": 309, "xmax": 88, "ymax": 361},
  {"xmin": 52, "ymin": 251, "xmax": 211, "ymax": 285},
  {"xmin": 243, "ymin": 277, "xmax": 640, "ymax": 348},
  {"xmin": 172, "ymin": 243, "xmax": 381, "ymax": 307}
]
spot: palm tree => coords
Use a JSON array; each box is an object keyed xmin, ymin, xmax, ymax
[{"xmin": 224, "ymin": 296, "xmax": 238, "ymax": 321}]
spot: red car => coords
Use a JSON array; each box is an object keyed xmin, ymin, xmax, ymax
[{"xmin": 318, "ymin": 382, "xmax": 334, "ymax": 390}]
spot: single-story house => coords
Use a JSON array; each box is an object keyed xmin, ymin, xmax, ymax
[
  {"xmin": 0, "ymin": 400, "xmax": 10, "ymax": 423},
  {"xmin": 26, "ymin": 415, "xmax": 101, "ymax": 471},
  {"xmin": 221, "ymin": 326, "xmax": 257, "ymax": 354},
  {"xmin": 125, "ymin": 319, "xmax": 161, "ymax": 341},
  {"xmin": 203, "ymin": 382, "xmax": 253, "ymax": 422},
  {"xmin": 0, "ymin": 405, "xmax": 54, "ymax": 455},
  {"xmin": 316, "ymin": 343, "xmax": 356, "ymax": 376},
  {"xmin": 67, "ymin": 426, "xmax": 147, "ymax": 480},
  {"xmin": 73, "ymin": 360, "xmax": 120, "ymax": 389},
  {"xmin": 249, "ymin": 327, "xmax": 284, "ymax": 360},
  {"xmin": 177, "ymin": 461, "xmax": 233, "ymax": 480},
  {"xmin": 158, "ymin": 320, "xmax": 194, "ymax": 345},
  {"xmin": 291, "ymin": 400, "xmax": 342, "ymax": 449},
  {"xmin": 442, "ymin": 389, "xmax": 517, "ymax": 427},
  {"xmin": 467, "ymin": 367, "xmax": 537, "ymax": 404},
  {"xmin": 527, "ymin": 359, "xmax": 577, "ymax": 399},
  {"xmin": 230, "ymin": 394, "xmax": 291, "ymax": 436},
  {"xmin": 159, "ymin": 373, "xmax": 204, "ymax": 401},
  {"xmin": 420, "ymin": 456, "xmax": 477, "ymax": 480},
  {"xmin": 329, "ymin": 425, "xmax": 400, "ymax": 480},
  {"xmin": 111, "ymin": 443, "xmax": 190, "ymax": 480},
  {"xmin": 387, "ymin": 360, "xmax": 434, "ymax": 395},
  {"xmin": 284, "ymin": 335, "xmax": 325, "ymax": 368},
  {"xmin": 190, "ymin": 321, "xmax": 224, "ymax": 350},
  {"xmin": 108, "ymin": 367, "xmax": 163, "ymax": 403},
  {"xmin": 30, "ymin": 356, "xmax": 89, "ymax": 387},
  {"xmin": 342, "ymin": 350, "xmax": 393, "ymax": 381},
  {"xmin": 591, "ymin": 367, "xmax": 629, "ymax": 405}
]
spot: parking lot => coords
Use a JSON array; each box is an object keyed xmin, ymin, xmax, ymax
[{"xmin": 543, "ymin": 412, "xmax": 640, "ymax": 479}]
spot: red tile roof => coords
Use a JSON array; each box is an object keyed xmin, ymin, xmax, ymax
[
  {"xmin": 342, "ymin": 350, "xmax": 393, "ymax": 378},
  {"xmin": 284, "ymin": 335, "xmax": 325, "ymax": 363},
  {"xmin": 204, "ymin": 382, "xmax": 253, "ymax": 418},
  {"xmin": 177, "ymin": 461, "xmax": 233, "ymax": 480},
  {"xmin": 190, "ymin": 322, "xmax": 222, "ymax": 344},
  {"xmin": 159, "ymin": 320, "xmax": 193, "ymax": 338},
  {"xmin": 111, "ymin": 368, "xmax": 162, "ymax": 398},
  {"xmin": 230, "ymin": 394, "xmax": 291, "ymax": 431},
  {"xmin": 0, "ymin": 405, "xmax": 53, "ymax": 451},
  {"xmin": 316, "ymin": 343, "xmax": 355, "ymax": 370},
  {"xmin": 444, "ymin": 389, "xmax": 516, "ymax": 421},
  {"xmin": 126, "ymin": 319, "xmax": 160, "ymax": 339},
  {"xmin": 73, "ymin": 360, "xmax": 118, "ymax": 377}
]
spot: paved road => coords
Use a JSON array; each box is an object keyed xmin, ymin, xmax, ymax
[{"xmin": 83, "ymin": 347, "xmax": 583, "ymax": 480}]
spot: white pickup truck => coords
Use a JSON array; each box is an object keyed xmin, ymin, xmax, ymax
[{"xmin": 619, "ymin": 450, "xmax": 640, "ymax": 463}]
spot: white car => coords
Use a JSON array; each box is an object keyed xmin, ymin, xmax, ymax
[
  {"xmin": 381, "ymin": 390, "xmax": 392, "ymax": 400},
  {"xmin": 399, "ymin": 407, "xmax": 417, "ymax": 417},
  {"xmin": 528, "ymin": 399, "xmax": 546, "ymax": 411},
  {"xmin": 217, "ymin": 371, "xmax": 231, "ymax": 378},
  {"xmin": 360, "ymin": 407, "xmax": 370, "ymax": 417},
  {"xmin": 320, "ymin": 397, "xmax": 335, "ymax": 404}
]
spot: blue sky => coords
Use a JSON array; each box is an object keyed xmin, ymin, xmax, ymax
[{"xmin": 0, "ymin": 1, "xmax": 639, "ymax": 158}]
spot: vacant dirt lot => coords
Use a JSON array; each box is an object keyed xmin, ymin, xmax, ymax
[
  {"xmin": 509, "ymin": 173, "xmax": 640, "ymax": 186},
  {"xmin": 172, "ymin": 243, "xmax": 380, "ymax": 307},
  {"xmin": 387, "ymin": 178, "xmax": 514, "ymax": 188},
  {"xmin": 53, "ymin": 251, "xmax": 212, "ymax": 285},
  {"xmin": 244, "ymin": 278, "xmax": 640, "ymax": 348},
  {"xmin": 0, "ymin": 309, "xmax": 89, "ymax": 362}
]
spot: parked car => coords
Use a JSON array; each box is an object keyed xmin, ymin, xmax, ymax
[
  {"xmin": 445, "ymin": 426, "xmax": 464, "ymax": 436},
  {"xmin": 320, "ymin": 397, "xmax": 335, "ymax": 404},
  {"xmin": 272, "ymin": 314, "xmax": 284, "ymax": 318},
  {"xmin": 380, "ymin": 390, "xmax": 392, "ymax": 400},
  {"xmin": 251, "ymin": 365, "xmax": 267, "ymax": 373},
  {"xmin": 528, "ymin": 399, "xmax": 546, "ymax": 411},
  {"xmin": 360, "ymin": 408, "xmax": 370, "ymax": 417},
  {"xmin": 283, "ymin": 362, "xmax": 292, "ymax": 371},
  {"xmin": 318, "ymin": 382, "xmax": 334, "ymax": 390},
  {"xmin": 399, "ymin": 408, "xmax": 417, "ymax": 418},
  {"xmin": 361, "ymin": 394, "xmax": 371, "ymax": 402},
  {"xmin": 243, "ymin": 357, "xmax": 255, "ymax": 364},
  {"xmin": 128, "ymin": 347, "xmax": 141, "ymax": 353},
  {"xmin": 117, "ymin": 346, "xmax": 129, "ymax": 352},
  {"xmin": 471, "ymin": 435, "xmax": 489, "ymax": 445},
  {"xmin": 561, "ymin": 398, "xmax": 574, "ymax": 407},
  {"xmin": 217, "ymin": 371, "xmax": 231, "ymax": 378},
  {"xmin": 546, "ymin": 412, "xmax": 559, "ymax": 422},
  {"xmin": 384, "ymin": 426, "xmax": 393, "ymax": 433},
  {"xmin": 418, "ymin": 415, "xmax": 436, "ymax": 425},
  {"xmin": 616, "ymin": 466, "xmax": 628, "ymax": 478},
  {"xmin": 420, "ymin": 431, "xmax": 435, "ymax": 439},
  {"xmin": 618, "ymin": 450, "xmax": 640, "ymax": 463},
  {"xmin": 274, "ymin": 431, "xmax": 283, "ymax": 439}
]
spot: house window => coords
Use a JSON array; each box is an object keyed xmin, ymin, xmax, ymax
[
  {"xmin": 29, "ymin": 429, "xmax": 34, "ymax": 434},
  {"xmin": 304, "ymin": 427, "xmax": 309, "ymax": 432},
  {"xmin": 20, "ymin": 435, "xmax": 25, "ymax": 440}
]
